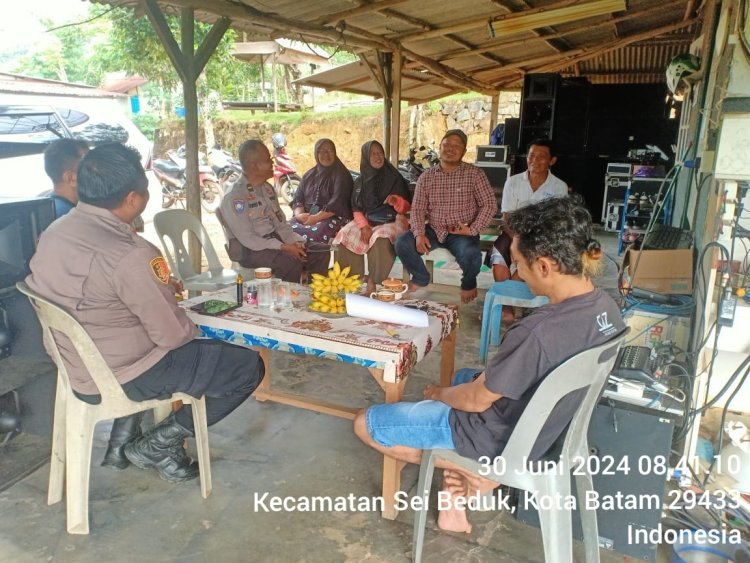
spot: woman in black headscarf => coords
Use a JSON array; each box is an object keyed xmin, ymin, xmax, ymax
[
  {"xmin": 334, "ymin": 140, "xmax": 411, "ymax": 294},
  {"xmin": 288, "ymin": 138, "xmax": 353, "ymax": 244}
]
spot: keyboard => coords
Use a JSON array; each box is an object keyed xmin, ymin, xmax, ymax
[{"xmin": 643, "ymin": 224, "xmax": 692, "ymax": 250}]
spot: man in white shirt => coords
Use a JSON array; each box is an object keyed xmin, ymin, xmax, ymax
[{"xmin": 490, "ymin": 139, "xmax": 568, "ymax": 282}]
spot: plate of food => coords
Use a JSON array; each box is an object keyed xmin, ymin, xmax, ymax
[
  {"xmin": 308, "ymin": 292, "xmax": 347, "ymax": 317},
  {"xmin": 308, "ymin": 304, "xmax": 347, "ymax": 318}
]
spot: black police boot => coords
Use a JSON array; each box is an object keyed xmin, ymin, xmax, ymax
[
  {"xmin": 101, "ymin": 412, "xmax": 144, "ymax": 470},
  {"xmin": 123, "ymin": 412, "xmax": 199, "ymax": 483}
]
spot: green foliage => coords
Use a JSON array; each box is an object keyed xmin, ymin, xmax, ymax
[
  {"xmin": 12, "ymin": 10, "xmax": 111, "ymax": 84},
  {"xmin": 131, "ymin": 113, "xmax": 161, "ymax": 141},
  {"xmin": 220, "ymin": 109, "xmax": 305, "ymax": 129},
  {"xmin": 5, "ymin": 4, "xmax": 351, "ymax": 119},
  {"xmin": 317, "ymin": 45, "xmax": 357, "ymax": 65}
]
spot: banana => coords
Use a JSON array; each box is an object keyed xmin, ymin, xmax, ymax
[{"xmin": 340, "ymin": 265, "xmax": 351, "ymax": 278}]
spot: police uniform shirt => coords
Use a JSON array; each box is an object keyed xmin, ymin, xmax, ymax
[
  {"xmin": 219, "ymin": 175, "xmax": 303, "ymax": 251},
  {"xmin": 27, "ymin": 202, "xmax": 198, "ymax": 395}
]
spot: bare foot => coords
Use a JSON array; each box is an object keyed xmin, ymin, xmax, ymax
[
  {"xmin": 460, "ymin": 288, "xmax": 478, "ymax": 304},
  {"xmin": 437, "ymin": 505, "xmax": 473, "ymax": 534},
  {"xmin": 443, "ymin": 469, "xmax": 469, "ymax": 497},
  {"xmin": 501, "ymin": 308, "xmax": 515, "ymax": 323}
]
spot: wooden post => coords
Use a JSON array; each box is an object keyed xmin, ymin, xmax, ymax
[
  {"xmin": 389, "ymin": 49, "xmax": 402, "ymax": 165},
  {"xmin": 143, "ymin": 0, "xmax": 229, "ymax": 278},
  {"xmin": 272, "ymin": 53, "xmax": 279, "ymax": 113},
  {"xmin": 378, "ymin": 51, "xmax": 393, "ymax": 157},
  {"xmin": 259, "ymin": 55, "xmax": 266, "ymax": 101}
]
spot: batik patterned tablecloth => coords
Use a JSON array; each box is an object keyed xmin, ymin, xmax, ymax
[{"xmin": 182, "ymin": 286, "xmax": 458, "ymax": 383}]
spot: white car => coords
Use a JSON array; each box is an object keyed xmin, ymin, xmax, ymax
[{"xmin": 0, "ymin": 104, "xmax": 160, "ymax": 222}]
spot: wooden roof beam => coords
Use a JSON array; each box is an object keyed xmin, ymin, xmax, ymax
[
  {"xmin": 492, "ymin": 17, "xmax": 699, "ymax": 88},
  {"xmin": 130, "ymin": 0, "xmax": 497, "ymax": 95},
  {"xmin": 531, "ymin": 18, "xmax": 699, "ymax": 74},
  {"xmin": 493, "ymin": 0, "xmax": 566, "ymax": 53},
  {"xmin": 475, "ymin": 17, "xmax": 697, "ymax": 83},
  {"xmin": 155, "ymin": 0, "xmax": 389, "ymax": 51},
  {"xmin": 435, "ymin": 1, "xmax": 685, "ymax": 63},
  {"xmin": 340, "ymin": 26, "xmax": 498, "ymax": 94},
  {"xmin": 395, "ymin": 0, "xmax": 626, "ymax": 42},
  {"xmin": 318, "ymin": 0, "xmax": 412, "ymax": 26}
]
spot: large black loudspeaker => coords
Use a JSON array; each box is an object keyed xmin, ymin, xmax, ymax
[
  {"xmin": 516, "ymin": 399, "xmax": 675, "ymax": 562},
  {"xmin": 475, "ymin": 163, "xmax": 510, "ymax": 219},
  {"xmin": 519, "ymin": 74, "xmax": 589, "ymax": 156}
]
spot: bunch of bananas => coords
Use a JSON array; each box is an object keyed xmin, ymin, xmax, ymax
[{"xmin": 309, "ymin": 262, "xmax": 360, "ymax": 313}]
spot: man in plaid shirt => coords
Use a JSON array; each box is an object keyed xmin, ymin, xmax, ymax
[{"xmin": 395, "ymin": 129, "xmax": 497, "ymax": 303}]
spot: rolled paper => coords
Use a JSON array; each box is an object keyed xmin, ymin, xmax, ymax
[{"xmin": 345, "ymin": 293, "xmax": 429, "ymax": 328}]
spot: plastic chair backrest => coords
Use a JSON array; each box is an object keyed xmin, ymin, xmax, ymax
[
  {"xmin": 16, "ymin": 282, "xmax": 129, "ymax": 405},
  {"xmin": 153, "ymin": 209, "xmax": 224, "ymax": 280},
  {"xmin": 501, "ymin": 329, "xmax": 628, "ymax": 471}
]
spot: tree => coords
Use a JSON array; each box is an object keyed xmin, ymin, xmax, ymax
[{"xmin": 103, "ymin": 7, "xmax": 260, "ymax": 119}]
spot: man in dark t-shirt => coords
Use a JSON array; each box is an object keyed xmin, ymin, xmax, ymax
[
  {"xmin": 42, "ymin": 138, "xmax": 90, "ymax": 218},
  {"xmin": 354, "ymin": 197, "xmax": 624, "ymax": 535}
]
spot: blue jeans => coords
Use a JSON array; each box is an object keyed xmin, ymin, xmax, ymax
[
  {"xmin": 395, "ymin": 225, "xmax": 482, "ymax": 290},
  {"xmin": 365, "ymin": 368, "xmax": 481, "ymax": 450}
]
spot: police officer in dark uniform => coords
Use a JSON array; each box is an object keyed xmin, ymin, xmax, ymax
[{"xmin": 27, "ymin": 143, "xmax": 265, "ymax": 483}]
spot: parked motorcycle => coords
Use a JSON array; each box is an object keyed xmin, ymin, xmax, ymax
[
  {"xmin": 153, "ymin": 145, "xmax": 223, "ymax": 213},
  {"xmin": 398, "ymin": 145, "xmax": 439, "ymax": 195},
  {"xmin": 271, "ymin": 133, "xmax": 301, "ymax": 205},
  {"xmin": 207, "ymin": 144, "xmax": 242, "ymax": 191}
]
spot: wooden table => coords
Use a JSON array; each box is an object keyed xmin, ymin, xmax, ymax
[{"xmin": 182, "ymin": 286, "xmax": 458, "ymax": 519}]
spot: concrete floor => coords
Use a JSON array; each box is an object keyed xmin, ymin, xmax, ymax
[{"xmin": 0, "ymin": 232, "xmax": 660, "ymax": 563}]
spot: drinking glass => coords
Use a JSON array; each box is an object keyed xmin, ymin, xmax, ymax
[
  {"xmin": 257, "ymin": 280, "xmax": 274, "ymax": 308},
  {"xmin": 276, "ymin": 281, "xmax": 291, "ymax": 307}
]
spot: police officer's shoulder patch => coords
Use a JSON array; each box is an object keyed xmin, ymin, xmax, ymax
[
  {"xmin": 233, "ymin": 199, "xmax": 245, "ymax": 213},
  {"xmin": 149, "ymin": 257, "xmax": 170, "ymax": 284}
]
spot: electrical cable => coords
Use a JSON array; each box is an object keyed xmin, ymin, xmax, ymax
[
  {"xmin": 45, "ymin": 6, "xmax": 117, "ymax": 33},
  {"xmin": 690, "ymin": 354, "xmax": 750, "ymax": 417},
  {"xmin": 702, "ymin": 363, "xmax": 750, "ymax": 485},
  {"xmin": 623, "ymin": 294, "xmax": 695, "ymax": 316}
]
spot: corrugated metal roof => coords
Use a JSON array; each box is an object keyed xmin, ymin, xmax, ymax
[
  {"xmin": 0, "ymin": 72, "xmax": 127, "ymax": 98},
  {"xmin": 89, "ymin": 0, "xmax": 703, "ymax": 99}
]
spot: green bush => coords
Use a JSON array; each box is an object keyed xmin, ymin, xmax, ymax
[{"xmin": 131, "ymin": 113, "xmax": 161, "ymax": 141}]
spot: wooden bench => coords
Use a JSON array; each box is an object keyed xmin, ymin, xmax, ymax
[{"xmin": 400, "ymin": 231, "xmax": 499, "ymax": 284}]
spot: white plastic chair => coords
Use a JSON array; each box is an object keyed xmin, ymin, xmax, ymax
[
  {"xmin": 412, "ymin": 329, "xmax": 628, "ymax": 563},
  {"xmin": 16, "ymin": 282, "xmax": 212, "ymax": 535},
  {"xmin": 153, "ymin": 209, "xmax": 251, "ymax": 292},
  {"xmin": 214, "ymin": 206, "xmax": 246, "ymax": 271}
]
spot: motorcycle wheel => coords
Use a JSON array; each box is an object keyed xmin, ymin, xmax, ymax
[
  {"xmin": 200, "ymin": 180, "xmax": 223, "ymax": 213},
  {"xmin": 161, "ymin": 182, "xmax": 177, "ymax": 209},
  {"xmin": 279, "ymin": 174, "xmax": 300, "ymax": 205}
]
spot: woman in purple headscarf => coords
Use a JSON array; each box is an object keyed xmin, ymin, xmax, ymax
[{"xmin": 288, "ymin": 138, "xmax": 353, "ymax": 244}]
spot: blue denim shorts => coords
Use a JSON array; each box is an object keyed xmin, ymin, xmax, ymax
[{"xmin": 365, "ymin": 368, "xmax": 481, "ymax": 450}]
